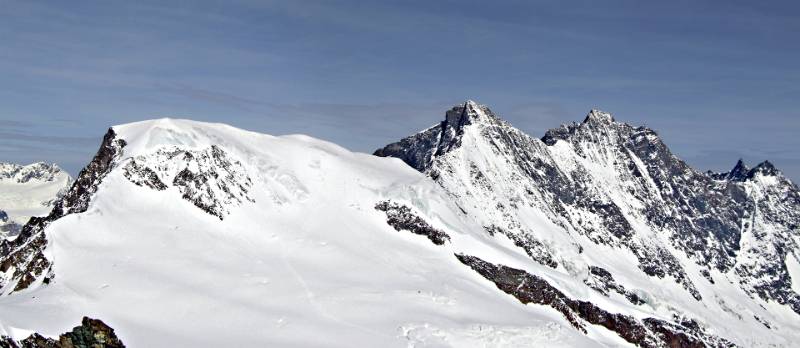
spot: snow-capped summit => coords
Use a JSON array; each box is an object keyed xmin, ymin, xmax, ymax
[
  {"xmin": 0, "ymin": 162, "xmax": 71, "ymax": 238},
  {"xmin": 0, "ymin": 162, "xmax": 67, "ymax": 184},
  {"xmin": 443, "ymin": 100, "xmax": 498, "ymax": 128},
  {"xmin": 583, "ymin": 109, "xmax": 615, "ymax": 124},
  {"xmin": 377, "ymin": 100, "xmax": 800, "ymax": 347},
  {"xmin": 1, "ymin": 103, "xmax": 799, "ymax": 347},
  {"xmin": 0, "ymin": 119, "xmax": 607, "ymax": 347}
]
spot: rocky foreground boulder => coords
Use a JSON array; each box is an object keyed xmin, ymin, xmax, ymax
[{"xmin": 0, "ymin": 317, "xmax": 124, "ymax": 348}]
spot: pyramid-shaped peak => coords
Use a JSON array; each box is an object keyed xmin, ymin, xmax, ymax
[
  {"xmin": 464, "ymin": 99, "xmax": 480, "ymax": 107},
  {"xmin": 443, "ymin": 100, "xmax": 500, "ymax": 129},
  {"xmin": 583, "ymin": 109, "xmax": 615, "ymax": 124},
  {"xmin": 731, "ymin": 158, "xmax": 750, "ymax": 174},
  {"xmin": 751, "ymin": 160, "xmax": 781, "ymax": 177},
  {"xmin": 728, "ymin": 159, "xmax": 750, "ymax": 179}
]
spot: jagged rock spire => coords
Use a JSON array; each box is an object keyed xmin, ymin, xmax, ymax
[
  {"xmin": 374, "ymin": 100, "xmax": 506, "ymax": 172},
  {"xmin": 726, "ymin": 159, "xmax": 751, "ymax": 181},
  {"xmin": 442, "ymin": 100, "xmax": 500, "ymax": 131},
  {"xmin": 716, "ymin": 159, "xmax": 782, "ymax": 182},
  {"xmin": 751, "ymin": 160, "xmax": 780, "ymax": 177}
]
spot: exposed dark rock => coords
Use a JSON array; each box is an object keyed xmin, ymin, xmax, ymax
[
  {"xmin": 375, "ymin": 201, "xmax": 450, "ymax": 245},
  {"xmin": 585, "ymin": 266, "xmax": 645, "ymax": 305},
  {"xmin": 374, "ymin": 101, "xmax": 501, "ymax": 173},
  {"xmin": 0, "ymin": 129, "xmax": 125, "ymax": 294},
  {"xmin": 485, "ymin": 225, "xmax": 558, "ymax": 269},
  {"xmin": 0, "ymin": 162, "xmax": 66, "ymax": 184},
  {"xmin": 713, "ymin": 160, "xmax": 784, "ymax": 182},
  {"xmin": 376, "ymin": 103, "xmax": 704, "ymax": 301},
  {"xmin": 1, "ymin": 317, "xmax": 125, "ymax": 348},
  {"xmin": 376, "ymin": 102, "xmax": 800, "ymax": 312},
  {"xmin": 457, "ymin": 254, "xmax": 734, "ymax": 348},
  {"xmin": 122, "ymin": 161, "xmax": 167, "ymax": 190},
  {"xmin": 712, "ymin": 159, "xmax": 750, "ymax": 181},
  {"xmin": 0, "ymin": 222, "xmax": 22, "ymax": 237},
  {"xmin": 0, "ymin": 336, "xmax": 17, "ymax": 348},
  {"xmin": 121, "ymin": 145, "xmax": 254, "ymax": 220}
]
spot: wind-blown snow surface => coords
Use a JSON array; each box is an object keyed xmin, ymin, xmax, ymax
[
  {"xmin": 0, "ymin": 163, "xmax": 71, "ymax": 238},
  {"xmin": 0, "ymin": 119, "xmax": 622, "ymax": 347}
]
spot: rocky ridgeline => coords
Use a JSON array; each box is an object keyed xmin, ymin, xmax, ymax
[
  {"xmin": 0, "ymin": 162, "xmax": 66, "ymax": 184},
  {"xmin": 122, "ymin": 145, "xmax": 254, "ymax": 220},
  {"xmin": 728, "ymin": 161, "xmax": 800, "ymax": 315},
  {"xmin": 375, "ymin": 200, "xmax": 450, "ymax": 245},
  {"xmin": 379, "ymin": 193, "xmax": 723, "ymax": 347},
  {"xmin": 376, "ymin": 102, "xmax": 704, "ymax": 300},
  {"xmin": 0, "ymin": 103, "xmax": 797, "ymax": 346},
  {"xmin": 484, "ymin": 225, "xmax": 558, "ymax": 269},
  {"xmin": 0, "ymin": 317, "xmax": 125, "ymax": 348},
  {"xmin": 376, "ymin": 101, "xmax": 800, "ymax": 339},
  {"xmin": 0, "ymin": 162, "xmax": 72, "ymax": 239},
  {"xmin": 456, "ymin": 254, "xmax": 733, "ymax": 348},
  {"xmin": 0, "ymin": 129, "xmax": 125, "ymax": 294},
  {"xmin": 584, "ymin": 265, "xmax": 646, "ymax": 306}
]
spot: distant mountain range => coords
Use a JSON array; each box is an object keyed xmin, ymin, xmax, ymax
[
  {"xmin": 0, "ymin": 162, "xmax": 71, "ymax": 238},
  {"xmin": 1, "ymin": 101, "xmax": 798, "ymax": 347}
]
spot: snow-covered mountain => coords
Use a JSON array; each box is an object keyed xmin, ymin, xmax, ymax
[
  {"xmin": 0, "ymin": 119, "xmax": 606, "ymax": 347},
  {"xmin": 0, "ymin": 162, "xmax": 72, "ymax": 239},
  {"xmin": 0, "ymin": 102, "xmax": 798, "ymax": 347},
  {"xmin": 376, "ymin": 101, "xmax": 800, "ymax": 346}
]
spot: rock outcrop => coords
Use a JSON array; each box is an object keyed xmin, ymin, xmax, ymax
[
  {"xmin": 0, "ymin": 317, "xmax": 125, "ymax": 348},
  {"xmin": 0, "ymin": 129, "xmax": 124, "ymax": 294},
  {"xmin": 375, "ymin": 200, "xmax": 450, "ymax": 245},
  {"xmin": 376, "ymin": 101, "xmax": 800, "ymax": 315}
]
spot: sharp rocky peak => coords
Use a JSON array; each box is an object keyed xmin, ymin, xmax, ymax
[
  {"xmin": 751, "ymin": 160, "xmax": 780, "ymax": 177},
  {"xmin": 711, "ymin": 158, "xmax": 784, "ymax": 182},
  {"xmin": 442, "ymin": 100, "xmax": 501, "ymax": 130},
  {"xmin": 731, "ymin": 158, "xmax": 749, "ymax": 173},
  {"xmin": 582, "ymin": 109, "xmax": 615, "ymax": 124},
  {"xmin": 542, "ymin": 109, "xmax": 646, "ymax": 147},
  {"xmin": 373, "ymin": 100, "xmax": 509, "ymax": 172}
]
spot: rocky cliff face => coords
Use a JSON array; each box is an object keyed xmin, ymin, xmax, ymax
[
  {"xmin": 0, "ymin": 317, "xmax": 125, "ymax": 348},
  {"xmin": 0, "ymin": 129, "xmax": 125, "ymax": 295},
  {"xmin": 1, "ymin": 107, "xmax": 797, "ymax": 346},
  {"xmin": 122, "ymin": 145, "xmax": 254, "ymax": 220},
  {"xmin": 376, "ymin": 100, "xmax": 800, "ymax": 342}
]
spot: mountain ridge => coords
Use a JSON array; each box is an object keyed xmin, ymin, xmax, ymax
[
  {"xmin": 0, "ymin": 103, "xmax": 798, "ymax": 347},
  {"xmin": 0, "ymin": 162, "xmax": 72, "ymax": 239},
  {"xmin": 376, "ymin": 100, "xmax": 800, "ymax": 344}
]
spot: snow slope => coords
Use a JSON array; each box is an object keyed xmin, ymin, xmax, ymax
[
  {"xmin": 0, "ymin": 119, "xmax": 622, "ymax": 347},
  {"xmin": 1, "ymin": 102, "xmax": 798, "ymax": 347},
  {"xmin": 376, "ymin": 101, "xmax": 800, "ymax": 347},
  {"xmin": 0, "ymin": 162, "xmax": 71, "ymax": 238}
]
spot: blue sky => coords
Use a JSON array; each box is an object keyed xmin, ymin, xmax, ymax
[{"xmin": 1, "ymin": 0, "xmax": 799, "ymax": 180}]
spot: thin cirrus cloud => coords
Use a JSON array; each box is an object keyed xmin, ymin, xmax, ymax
[{"xmin": 0, "ymin": 0, "xmax": 797, "ymax": 180}]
